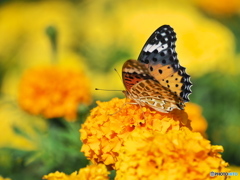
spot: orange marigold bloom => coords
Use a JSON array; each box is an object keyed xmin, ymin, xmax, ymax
[
  {"xmin": 19, "ymin": 66, "xmax": 91, "ymax": 121},
  {"xmin": 185, "ymin": 102, "xmax": 208, "ymax": 137},
  {"xmin": 80, "ymin": 98, "xmax": 191, "ymax": 168},
  {"xmin": 42, "ymin": 164, "xmax": 109, "ymax": 180},
  {"xmin": 193, "ymin": 0, "xmax": 240, "ymax": 16},
  {"xmin": 115, "ymin": 127, "xmax": 229, "ymax": 180}
]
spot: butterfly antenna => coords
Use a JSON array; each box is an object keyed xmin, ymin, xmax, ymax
[
  {"xmin": 133, "ymin": 102, "xmax": 146, "ymax": 121},
  {"xmin": 95, "ymin": 88, "xmax": 123, "ymax": 91},
  {"xmin": 114, "ymin": 68, "xmax": 122, "ymax": 81}
]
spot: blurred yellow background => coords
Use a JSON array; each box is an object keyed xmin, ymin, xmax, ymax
[{"xmin": 0, "ymin": 0, "xmax": 240, "ymax": 179}]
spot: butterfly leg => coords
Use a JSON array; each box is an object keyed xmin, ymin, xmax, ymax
[
  {"xmin": 126, "ymin": 98, "xmax": 147, "ymax": 122},
  {"xmin": 108, "ymin": 98, "xmax": 133, "ymax": 115},
  {"xmin": 108, "ymin": 99, "xmax": 146, "ymax": 123},
  {"xmin": 108, "ymin": 99, "xmax": 139, "ymax": 116},
  {"xmin": 135, "ymin": 102, "xmax": 146, "ymax": 122}
]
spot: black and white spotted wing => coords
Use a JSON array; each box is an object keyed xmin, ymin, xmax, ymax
[{"xmin": 137, "ymin": 25, "xmax": 192, "ymax": 102}]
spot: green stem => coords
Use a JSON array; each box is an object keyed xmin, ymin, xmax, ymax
[{"xmin": 46, "ymin": 26, "xmax": 58, "ymax": 63}]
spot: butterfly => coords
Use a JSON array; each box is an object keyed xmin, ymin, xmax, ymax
[{"xmin": 122, "ymin": 25, "xmax": 192, "ymax": 113}]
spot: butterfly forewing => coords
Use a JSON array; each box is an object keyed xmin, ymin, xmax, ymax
[
  {"xmin": 122, "ymin": 59, "xmax": 154, "ymax": 92},
  {"xmin": 137, "ymin": 25, "xmax": 192, "ymax": 102}
]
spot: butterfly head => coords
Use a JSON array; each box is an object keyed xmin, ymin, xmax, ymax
[{"xmin": 122, "ymin": 90, "xmax": 129, "ymax": 97}]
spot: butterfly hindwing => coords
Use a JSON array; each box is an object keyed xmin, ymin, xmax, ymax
[
  {"xmin": 131, "ymin": 79, "xmax": 184, "ymax": 112},
  {"xmin": 122, "ymin": 60, "xmax": 184, "ymax": 112},
  {"xmin": 137, "ymin": 25, "xmax": 192, "ymax": 102}
]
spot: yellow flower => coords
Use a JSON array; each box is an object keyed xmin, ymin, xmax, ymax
[
  {"xmin": 0, "ymin": 176, "xmax": 11, "ymax": 180},
  {"xmin": 192, "ymin": 0, "xmax": 240, "ymax": 16},
  {"xmin": 18, "ymin": 66, "xmax": 91, "ymax": 121},
  {"xmin": 185, "ymin": 102, "xmax": 208, "ymax": 137},
  {"xmin": 78, "ymin": 164, "xmax": 109, "ymax": 180},
  {"xmin": 0, "ymin": 99, "xmax": 46, "ymax": 150},
  {"xmin": 42, "ymin": 164, "xmax": 109, "ymax": 180},
  {"xmin": 115, "ymin": 127, "xmax": 229, "ymax": 180},
  {"xmin": 0, "ymin": 1, "xmax": 80, "ymax": 67},
  {"xmin": 80, "ymin": 98, "xmax": 191, "ymax": 168}
]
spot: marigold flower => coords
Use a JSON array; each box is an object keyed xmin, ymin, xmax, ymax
[
  {"xmin": 18, "ymin": 66, "xmax": 91, "ymax": 121},
  {"xmin": 80, "ymin": 98, "xmax": 191, "ymax": 168},
  {"xmin": 115, "ymin": 127, "xmax": 229, "ymax": 180},
  {"xmin": 185, "ymin": 102, "xmax": 208, "ymax": 137},
  {"xmin": 42, "ymin": 164, "xmax": 109, "ymax": 180},
  {"xmin": 0, "ymin": 176, "xmax": 11, "ymax": 180},
  {"xmin": 193, "ymin": 0, "xmax": 240, "ymax": 16}
]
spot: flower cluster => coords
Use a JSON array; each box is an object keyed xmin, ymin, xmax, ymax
[
  {"xmin": 42, "ymin": 164, "xmax": 109, "ymax": 180},
  {"xmin": 80, "ymin": 98, "xmax": 229, "ymax": 179},
  {"xmin": 80, "ymin": 98, "xmax": 191, "ymax": 167},
  {"xmin": 18, "ymin": 66, "xmax": 91, "ymax": 121},
  {"xmin": 115, "ymin": 127, "xmax": 228, "ymax": 180}
]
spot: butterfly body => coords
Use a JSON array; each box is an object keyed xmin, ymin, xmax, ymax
[{"xmin": 122, "ymin": 25, "xmax": 192, "ymax": 113}]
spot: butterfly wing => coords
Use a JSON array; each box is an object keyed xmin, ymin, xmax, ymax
[
  {"xmin": 131, "ymin": 79, "xmax": 184, "ymax": 112},
  {"xmin": 122, "ymin": 60, "xmax": 184, "ymax": 112},
  {"xmin": 122, "ymin": 59, "xmax": 155, "ymax": 92},
  {"xmin": 137, "ymin": 25, "xmax": 192, "ymax": 102}
]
